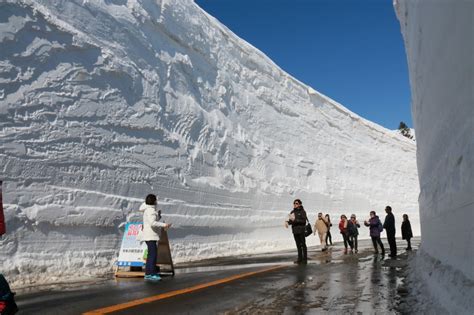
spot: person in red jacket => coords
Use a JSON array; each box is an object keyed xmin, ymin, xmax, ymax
[{"xmin": 339, "ymin": 214, "xmax": 353, "ymax": 254}]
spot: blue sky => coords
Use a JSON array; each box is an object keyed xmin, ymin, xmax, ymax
[{"xmin": 195, "ymin": 0, "xmax": 412, "ymax": 129}]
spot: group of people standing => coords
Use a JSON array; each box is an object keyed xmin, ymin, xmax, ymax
[
  {"xmin": 362, "ymin": 206, "xmax": 413, "ymax": 257},
  {"xmin": 285, "ymin": 199, "xmax": 414, "ymax": 264},
  {"xmin": 337, "ymin": 213, "xmax": 361, "ymax": 254},
  {"xmin": 139, "ymin": 195, "xmax": 414, "ymax": 279}
]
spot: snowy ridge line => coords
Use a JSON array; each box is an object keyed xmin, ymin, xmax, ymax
[
  {"xmin": 21, "ymin": 0, "xmax": 408, "ymax": 148},
  {"xmin": 21, "ymin": 204, "xmax": 122, "ymax": 212},
  {"xmin": 16, "ymin": 178, "xmax": 289, "ymax": 217},
  {"xmin": 199, "ymin": 2, "xmax": 414, "ymax": 148},
  {"xmin": 308, "ymin": 88, "xmax": 416, "ymax": 148},
  {"xmin": 158, "ymin": 213, "xmax": 284, "ymax": 222},
  {"xmin": 46, "ymin": 184, "xmax": 265, "ymax": 213},
  {"xmin": 47, "ymin": 185, "xmax": 144, "ymax": 203},
  {"xmin": 10, "ymin": 195, "xmax": 288, "ymax": 223},
  {"xmin": 22, "ymin": 204, "xmax": 288, "ymax": 220},
  {"xmin": 195, "ymin": 1, "xmax": 414, "ymax": 145},
  {"xmin": 5, "ymin": 157, "xmax": 260, "ymax": 202},
  {"xmin": 162, "ymin": 206, "xmax": 289, "ymax": 215}
]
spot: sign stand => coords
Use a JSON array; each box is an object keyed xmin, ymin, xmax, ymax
[
  {"xmin": 156, "ymin": 229, "xmax": 175, "ymax": 276},
  {"xmin": 115, "ymin": 227, "xmax": 174, "ymax": 278}
]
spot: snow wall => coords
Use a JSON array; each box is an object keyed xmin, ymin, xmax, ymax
[
  {"xmin": 395, "ymin": 0, "xmax": 474, "ymax": 313},
  {"xmin": 0, "ymin": 0, "xmax": 418, "ymax": 286}
]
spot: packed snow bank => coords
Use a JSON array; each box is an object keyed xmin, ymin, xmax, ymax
[
  {"xmin": 0, "ymin": 0, "xmax": 418, "ymax": 286},
  {"xmin": 395, "ymin": 0, "xmax": 474, "ymax": 312}
]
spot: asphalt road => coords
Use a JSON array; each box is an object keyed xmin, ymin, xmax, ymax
[{"xmin": 15, "ymin": 238, "xmax": 420, "ymax": 315}]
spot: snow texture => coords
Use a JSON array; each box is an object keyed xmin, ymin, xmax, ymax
[
  {"xmin": 1, "ymin": 0, "xmax": 418, "ymax": 286},
  {"xmin": 395, "ymin": 0, "xmax": 474, "ymax": 313}
]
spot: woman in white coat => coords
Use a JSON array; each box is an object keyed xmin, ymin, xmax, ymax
[{"xmin": 140, "ymin": 194, "xmax": 171, "ymax": 281}]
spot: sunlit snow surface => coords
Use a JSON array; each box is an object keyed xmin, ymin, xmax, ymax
[
  {"xmin": 0, "ymin": 0, "xmax": 418, "ymax": 286},
  {"xmin": 396, "ymin": 0, "xmax": 474, "ymax": 313}
]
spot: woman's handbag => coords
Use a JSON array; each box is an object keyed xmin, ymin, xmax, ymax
[{"xmin": 304, "ymin": 219, "xmax": 313, "ymax": 237}]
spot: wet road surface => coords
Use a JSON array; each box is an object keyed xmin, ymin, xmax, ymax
[{"xmin": 15, "ymin": 238, "xmax": 420, "ymax": 314}]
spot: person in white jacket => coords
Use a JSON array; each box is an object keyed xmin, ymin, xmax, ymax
[{"xmin": 140, "ymin": 194, "xmax": 171, "ymax": 281}]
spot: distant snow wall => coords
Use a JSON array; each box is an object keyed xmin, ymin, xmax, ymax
[
  {"xmin": 0, "ymin": 0, "xmax": 418, "ymax": 286},
  {"xmin": 395, "ymin": 0, "xmax": 474, "ymax": 312}
]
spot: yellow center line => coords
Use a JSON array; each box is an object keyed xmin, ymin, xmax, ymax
[{"xmin": 83, "ymin": 264, "xmax": 286, "ymax": 314}]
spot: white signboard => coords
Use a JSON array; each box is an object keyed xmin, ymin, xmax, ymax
[{"xmin": 116, "ymin": 222, "xmax": 147, "ymax": 267}]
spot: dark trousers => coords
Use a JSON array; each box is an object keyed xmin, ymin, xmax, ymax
[
  {"xmin": 406, "ymin": 238, "xmax": 412, "ymax": 250},
  {"xmin": 342, "ymin": 233, "xmax": 353, "ymax": 250},
  {"xmin": 349, "ymin": 235, "xmax": 358, "ymax": 251},
  {"xmin": 371, "ymin": 236, "xmax": 385, "ymax": 254},
  {"xmin": 387, "ymin": 233, "xmax": 397, "ymax": 256},
  {"xmin": 145, "ymin": 241, "xmax": 158, "ymax": 275},
  {"xmin": 326, "ymin": 230, "xmax": 332, "ymax": 245},
  {"xmin": 293, "ymin": 233, "xmax": 307, "ymax": 262}
]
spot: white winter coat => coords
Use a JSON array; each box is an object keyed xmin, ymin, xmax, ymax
[{"xmin": 139, "ymin": 203, "xmax": 167, "ymax": 241}]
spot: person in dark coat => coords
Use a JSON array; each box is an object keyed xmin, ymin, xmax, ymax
[
  {"xmin": 285, "ymin": 199, "xmax": 308, "ymax": 264},
  {"xmin": 325, "ymin": 214, "xmax": 333, "ymax": 246},
  {"xmin": 383, "ymin": 206, "xmax": 397, "ymax": 257},
  {"xmin": 348, "ymin": 214, "xmax": 360, "ymax": 253},
  {"xmin": 364, "ymin": 211, "xmax": 385, "ymax": 255},
  {"xmin": 401, "ymin": 214, "xmax": 413, "ymax": 250}
]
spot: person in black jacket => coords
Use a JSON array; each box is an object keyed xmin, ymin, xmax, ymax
[
  {"xmin": 348, "ymin": 214, "xmax": 360, "ymax": 253},
  {"xmin": 325, "ymin": 214, "xmax": 333, "ymax": 246},
  {"xmin": 401, "ymin": 214, "xmax": 413, "ymax": 250},
  {"xmin": 383, "ymin": 205, "xmax": 397, "ymax": 258},
  {"xmin": 285, "ymin": 199, "xmax": 308, "ymax": 264}
]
